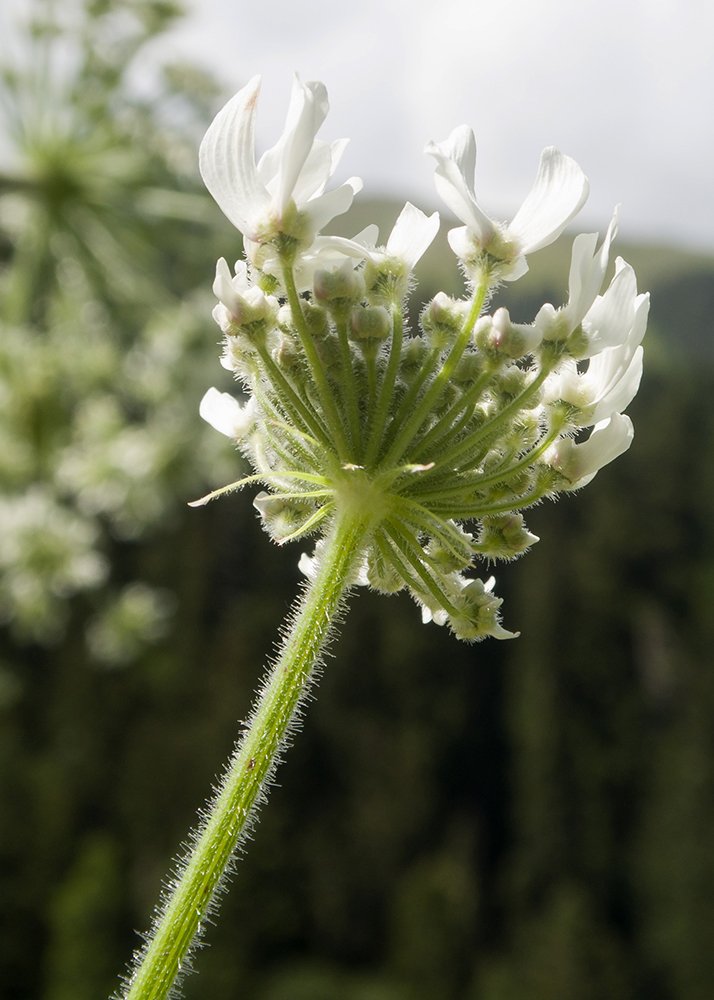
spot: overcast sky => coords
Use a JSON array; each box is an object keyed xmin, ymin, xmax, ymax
[{"xmin": 148, "ymin": 0, "xmax": 714, "ymax": 253}]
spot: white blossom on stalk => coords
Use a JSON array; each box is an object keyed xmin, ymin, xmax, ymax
[
  {"xmin": 533, "ymin": 209, "xmax": 619, "ymax": 342},
  {"xmin": 211, "ymin": 258, "xmax": 280, "ymax": 334},
  {"xmin": 294, "ymin": 224, "xmax": 379, "ymax": 292},
  {"xmin": 546, "ymin": 413, "xmax": 634, "ymax": 488},
  {"xmin": 377, "ymin": 201, "xmax": 440, "ymax": 271},
  {"xmin": 545, "ymin": 292, "xmax": 648, "ymax": 425},
  {"xmin": 362, "ymin": 202, "xmax": 441, "ymax": 303},
  {"xmin": 425, "ymin": 125, "xmax": 589, "ymax": 277},
  {"xmin": 576, "ymin": 258, "xmax": 640, "ymax": 359},
  {"xmin": 199, "ymin": 74, "xmax": 361, "ymax": 260}
]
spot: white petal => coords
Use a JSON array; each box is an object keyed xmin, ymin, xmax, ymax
[
  {"xmin": 562, "ymin": 413, "xmax": 634, "ymax": 485},
  {"xmin": 305, "ymin": 176, "xmax": 362, "ymax": 232},
  {"xmin": 581, "ymin": 257, "xmax": 637, "ymax": 357},
  {"xmin": 425, "ymin": 126, "xmax": 497, "ymax": 243},
  {"xmin": 509, "ymin": 147, "xmax": 589, "ymax": 254},
  {"xmin": 386, "ymin": 202, "xmax": 440, "ymax": 270},
  {"xmin": 586, "ymin": 292, "xmax": 649, "ymax": 416},
  {"xmin": 561, "ymin": 208, "xmax": 619, "ymax": 334},
  {"xmin": 591, "ymin": 346, "xmax": 644, "ymax": 423},
  {"xmin": 446, "ymin": 225, "xmax": 473, "ymax": 260},
  {"xmin": 199, "ymin": 76, "xmax": 270, "ymax": 240},
  {"xmin": 275, "ymin": 76, "xmax": 329, "ymax": 218},
  {"xmin": 291, "ymin": 139, "xmax": 335, "ymax": 204},
  {"xmin": 199, "ymin": 388, "xmax": 251, "ymax": 439},
  {"xmin": 212, "ymin": 258, "xmax": 236, "ymax": 310}
]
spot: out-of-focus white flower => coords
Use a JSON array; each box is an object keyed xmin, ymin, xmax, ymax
[
  {"xmin": 199, "ymin": 388, "xmax": 257, "ymax": 440},
  {"xmin": 425, "ymin": 125, "xmax": 588, "ymax": 277},
  {"xmin": 199, "ymin": 74, "xmax": 361, "ymax": 252},
  {"xmin": 546, "ymin": 413, "xmax": 634, "ymax": 488}
]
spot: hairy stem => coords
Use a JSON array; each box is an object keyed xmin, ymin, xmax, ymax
[{"xmin": 121, "ymin": 509, "xmax": 369, "ymax": 1000}]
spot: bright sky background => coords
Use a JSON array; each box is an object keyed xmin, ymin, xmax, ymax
[
  {"xmin": 0, "ymin": 0, "xmax": 710, "ymax": 251},
  {"xmin": 148, "ymin": 0, "xmax": 714, "ymax": 253}
]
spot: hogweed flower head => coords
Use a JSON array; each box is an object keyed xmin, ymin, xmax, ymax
[{"xmin": 194, "ymin": 76, "xmax": 647, "ymax": 643}]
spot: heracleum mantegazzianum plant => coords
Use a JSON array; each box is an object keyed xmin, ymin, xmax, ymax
[{"xmin": 118, "ymin": 75, "xmax": 648, "ymax": 999}]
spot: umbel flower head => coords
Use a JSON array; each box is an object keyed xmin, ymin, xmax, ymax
[{"xmin": 194, "ymin": 75, "xmax": 647, "ymax": 642}]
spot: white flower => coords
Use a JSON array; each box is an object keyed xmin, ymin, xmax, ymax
[
  {"xmin": 295, "ymin": 224, "xmax": 379, "ymax": 292},
  {"xmin": 425, "ymin": 125, "xmax": 589, "ymax": 277},
  {"xmin": 199, "ymin": 388, "xmax": 257, "ymax": 440},
  {"xmin": 199, "ymin": 74, "xmax": 361, "ymax": 251},
  {"xmin": 545, "ymin": 290, "xmax": 649, "ymax": 425},
  {"xmin": 307, "ymin": 202, "xmax": 440, "ymax": 276},
  {"xmin": 211, "ymin": 257, "xmax": 279, "ymax": 333},
  {"xmin": 546, "ymin": 413, "xmax": 634, "ymax": 488},
  {"xmin": 578, "ymin": 257, "xmax": 639, "ymax": 359},
  {"xmin": 374, "ymin": 201, "xmax": 440, "ymax": 271},
  {"xmin": 359, "ymin": 202, "xmax": 441, "ymax": 303},
  {"xmin": 534, "ymin": 209, "xmax": 619, "ymax": 342}
]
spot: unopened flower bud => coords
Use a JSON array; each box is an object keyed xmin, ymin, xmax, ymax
[
  {"xmin": 314, "ymin": 266, "xmax": 365, "ymax": 306},
  {"xmin": 426, "ymin": 528, "xmax": 474, "ymax": 572},
  {"xmin": 274, "ymin": 335, "xmax": 301, "ymax": 372},
  {"xmin": 476, "ymin": 514, "xmax": 539, "ymax": 561},
  {"xmin": 315, "ymin": 334, "xmax": 341, "ymax": 368},
  {"xmin": 363, "ymin": 254, "xmax": 409, "ymax": 305},
  {"xmin": 253, "ymin": 492, "xmax": 317, "ymax": 543},
  {"xmin": 349, "ymin": 305, "xmax": 391, "ymax": 341},
  {"xmin": 366, "ymin": 547, "xmax": 404, "ymax": 593},
  {"xmin": 400, "ymin": 336, "xmax": 429, "ymax": 374},
  {"xmin": 452, "ymin": 352, "xmax": 484, "ymax": 385},
  {"xmin": 475, "ymin": 308, "xmax": 542, "ymax": 359},
  {"xmin": 421, "ymin": 292, "xmax": 466, "ymax": 349},
  {"xmin": 301, "ymin": 302, "xmax": 330, "ymax": 339},
  {"xmin": 450, "ymin": 578, "xmax": 517, "ymax": 641},
  {"xmin": 277, "ymin": 304, "xmax": 294, "ymax": 332}
]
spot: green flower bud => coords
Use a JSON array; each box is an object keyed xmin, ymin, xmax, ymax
[
  {"xmin": 399, "ymin": 336, "xmax": 429, "ymax": 375},
  {"xmin": 475, "ymin": 513, "xmax": 539, "ymax": 561},
  {"xmin": 349, "ymin": 305, "xmax": 391, "ymax": 341},
  {"xmin": 421, "ymin": 292, "xmax": 466, "ymax": 350},
  {"xmin": 253, "ymin": 492, "xmax": 317, "ymax": 543},
  {"xmin": 301, "ymin": 302, "xmax": 330, "ymax": 339},
  {"xmin": 314, "ymin": 266, "xmax": 365, "ymax": 307},
  {"xmin": 363, "ymin": 254, "xmax": 409, "ymax": 305},
  {"xmin": 366, "ymin": 547, "xmax": 404, "ymax": 593}
]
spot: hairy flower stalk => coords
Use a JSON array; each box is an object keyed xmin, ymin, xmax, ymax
[{"xmin": 119, "ymin": 74, "xmax": 647, "ymax": 999}]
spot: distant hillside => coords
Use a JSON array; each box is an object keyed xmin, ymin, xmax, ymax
[{"xmin": 332, "ymin": 198, "xmax": 714, "ymax": 367}]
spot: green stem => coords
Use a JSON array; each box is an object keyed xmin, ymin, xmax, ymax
[
  {"xmin": 411, "ymin": 369, "xmax": 493, "ymax": 460},
  {"xmin": 418, "ymin": 365, "xmax": 551, "ymax": 480},
  {"xmin": 122, "ymin": 508, "xmax": 370, "ymax": 1000},
  {"xmin": 364, "ymin": 307, "xmax": 403, "ymax": 468},
  {"xmin": 335, "ymin": 319, "xmax": 363, "ymax": 455},
  {"xmin": 379, "ymin": 281, "xmax": 489, "ymax": 470},
  {"xmin": 255, "ymin": 342, "xmax": 333, "ymax": 451},
  {"xmin": 281, "ymin": 263, "xmax": 352, "ymax": 462}
]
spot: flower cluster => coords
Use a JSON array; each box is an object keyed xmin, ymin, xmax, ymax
[{"xmin": 196, "ymin": 74, "xmax": 647, "ymax": 641}]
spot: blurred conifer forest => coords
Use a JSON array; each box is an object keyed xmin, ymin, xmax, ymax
[{"xmin": 2, "ymin": 3, "xmax": 714, "ymax": 999}]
